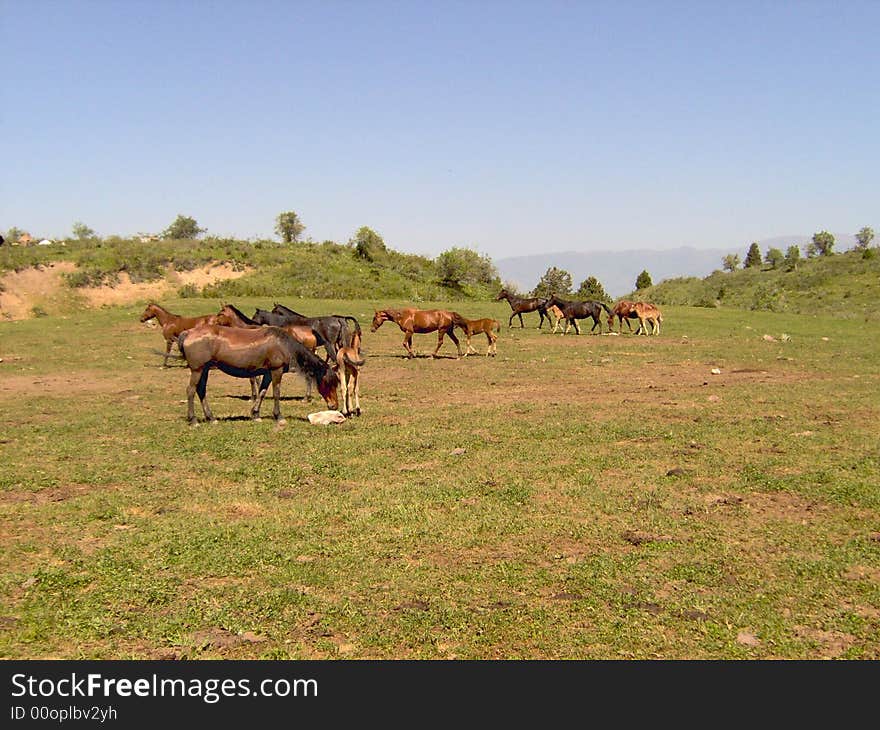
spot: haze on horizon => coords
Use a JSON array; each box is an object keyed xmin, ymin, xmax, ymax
[{"xmin": 1, "ymin": 1, "xmax": 877, "ymax": 260}]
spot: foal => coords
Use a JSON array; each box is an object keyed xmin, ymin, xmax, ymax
[
  {"xmin": 453, "ymin": 314, "xmax": 501, "ymax": 356},
  {"xmin": 335, "ymin": 330, "xmax": 366, "ymax": 417}
]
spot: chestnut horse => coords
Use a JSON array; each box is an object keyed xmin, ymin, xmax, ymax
[
  {"xmin": 177, "ymin": 323, "xmax": 339, "ymax": 425},
  {"xmin": 139, "ymin": 302, "xmax": 218, "ymax": 366},
  {"xmin": 495, "ymin": 289, "xmax": 551, "ymax": 329},
  {"xmin": 336, "ymin": 329, "xmax": 366, "ymax": 417},
  {"xmin": 452, "ymin": 314, "xmax": 500, "ymax": 357},
  {"xmin": 371, "ymin": 308, "xmax": 463, "ymax": 359},
  {"xmin": 607, "ymin": 300, "xmax": 639, "ymax": 333}
]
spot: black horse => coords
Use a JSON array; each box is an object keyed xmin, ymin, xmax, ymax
[
  {"xmin": 495, "ymin": 289, "xmax": 552, "ymax": 329},
  {"xmin": 546, "ymin": 294, "xmax": 613, "ymax": 335},
  {"xmin": 257, "ymin": 303, "xmax": 361, "ymax": 362}
]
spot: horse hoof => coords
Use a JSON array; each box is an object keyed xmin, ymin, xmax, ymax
[{"xmin": 355, "ymin": 409, "xmax": 361, "ymax": 417}]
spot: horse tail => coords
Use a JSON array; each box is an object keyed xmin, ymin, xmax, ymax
[
  {"xmin": 344, "ymin": 352, "xmax": 366, "ymax": 368},
  {"xmin": 599, "ymin": 301, "xmax": 613, "ymax": 317}
]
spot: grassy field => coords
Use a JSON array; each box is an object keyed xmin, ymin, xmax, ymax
[{"xmin": 1, "ymin": 297, "xmax": 878, "ymax": 659}]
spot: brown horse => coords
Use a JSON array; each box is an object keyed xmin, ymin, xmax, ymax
[
  {"xmin": 370, "ymin": 308, "xmax": 463, "ymax": 359},
  {"xmin": 139, "ymin": 302, "xmax": 219, "ymax": 366},
  {"xmin": 633, "ymin": 302, "xmax": 663, "ymax": 335},
  {"xmin": 495, "ymin": 289, "xmax": 551, "ymax": 329},
  {"xmin": 216, "ymin": 304, "xmax": 321, "ymax": 401},
  {"xmin": 177, "ymin": 323, "xmax": 339, "ymax": 425},
  {"xmin": 607, "ymin": 300, "xmax": 639, "ymax": 333},
  {"xmin": 452, "ymin": 314, "xmax": 500, "ymax": 357}
]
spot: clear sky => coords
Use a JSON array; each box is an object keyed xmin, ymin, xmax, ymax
[{"xmin": 1, "ymin": 1, "xmax": 877, "ymax": 259}]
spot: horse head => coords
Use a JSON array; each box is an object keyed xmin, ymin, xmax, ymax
[
  {"xmin": 139, "ymin": 303, "xmax": 158, "ymax": 322},
  {"xmin": 317, "ymin": 369, "xmax": 340, "ymax": 409},
  {"xmin": 370, "ymin": 310, "xmax": 390, "ymax": 332},
  {"xmin": 495, "ymin": 289, "xmax": 509, "ymax": 301}
]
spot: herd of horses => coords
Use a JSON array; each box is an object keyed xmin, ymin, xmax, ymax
[{"xmin": 140, "ymin": 290, "xmax": 662, "ymax": 425}]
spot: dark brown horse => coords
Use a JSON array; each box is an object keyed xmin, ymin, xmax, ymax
[
  {"xmin": 607, "ymin": 300, "xmax": 639, "ymax": 333},
  {"xmin": 495, "ymin": 289, "xmax": 551, "ymax": 329},
  {"xmin": 452, "ymin": 314, "xmax": 500, "ymax": 357},
  {"xmin": 177, "ymin": 323, "xmax": 339, "ymax": 425},
  {"xmin": 371, "ymin": 308, "xmax": 462, "ymax": 359},
  {"xmin": 546, "ymin": 294, "xmax": 613, "ymax": 335},
  {"xmin": 264, "ymin": 303, "xmax": 361, "ymax": 363},
  {"xmin": 139, "ymin": 302, "xmax": 219, "ymax": 366}
]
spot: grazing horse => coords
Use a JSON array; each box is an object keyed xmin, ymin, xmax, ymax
[
  {"xmin": 139, "ymin": 302, "xmax": 218, "ymax": 366},
  {"xmin": 546, "ymin": 294, "xmax": 613, "ymax": 335},
  {"xmin": 452, "ymin": 314, "xmax": 500, "ymax": 357},
  {"xmin": 607, "ymin": 300, "xmax": 640, "ymax": 333},
  {"xmin": 495, "ymin": 289, "xmax": 552, "ymax": 329},
  {"xmin": 370, "ymin": 308, "xmax": 463, "ymax": 359},
  {"xmin": 336, "ymin": 329, "xmax": 366, "ymax": 417},
  {"xmin": 177, "ymin": 324, "xmax": 339, "ymax": 425},
  {"xmin": 633, "ymin": 302, "xmax": 663, "ymax": 336},
  {"xmin": 265, "ymin": 303, "xmax": 361, "ymax": 363}
]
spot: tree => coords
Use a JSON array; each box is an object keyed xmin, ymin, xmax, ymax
[
  {"xmin": 635, "ymin": 270, "xmax": 653, "ymax": 290},
  {"xmin": 764, "ymin": 247, "xmax": 784, "ymax": 270},
  {"xmin": 435, "ymin": 247, "xmax": 498, "ymax": 288},
  {"xmin": 349, "ymin": 226, "xmax": 387, "ymax": 261},
  {"xmin": 162, "ymin": 215, "xmax": 205, "ymax": 240},
  {"xmin": 575, "ymin": 275, "xmax": 611, "ymax": 302},
  {"xmin": 275, "ymin": 211, "xmax": 305, "ymax": 244},
  {"xmin": 855, "ymin": 226, "xmax": 875, "ymax": 250},
  {"xmin": 531, "ymin": 267, "xmax": 572, "ymax": 298},
  {"xmin": 6, "ymin": 227, "xmax": 24, "ymax": 244},
  {"xmin": 805, "ymin": 241, "xmax": 818, "ymax": 258},
  {"xmin": 722, "ymin": 253, "xmax": 741, "ymax": 272},
  {"xmin": 72, "ymin": 221, "xmax": 95, "ymax": 240},
  {"xmin": 744, "ymin": 242, "xmax": 762, "ymax": 268},
  {"xmin": 811, "ymin": 230, "xmax": 835, "ymax": 256},
  {"xmin": 784, "ymin": 245, "xmax": 801, "ymax": 271}
]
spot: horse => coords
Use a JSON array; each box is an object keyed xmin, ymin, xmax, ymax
[
  {"xmin": 370, "ymin": 308, "xmax": 463, "ymax": 359},
  {"xmin": 495, "ymin": 289, "xmax": 552, "ymax": 329},
  {"xmin": 633, "ymin": 302, "xmax": 663, "ymax": 336},
  {"xmin": 335, "ymin": 329, "xmax": 366, "ymax": 417},
  {"xmin": 607, "ymin": 300, "xmax": 639, "ymax": 333},
  {"xmin": 452, "ymin": 314, "xmax": 500, "ymax": 357},
  {"xmin": 139, "ymin": 302, "xmax": 219, "ymax": 366},
  {"xmin": 546, "ymin": 294, "xmax": 613, "ymax": 335},
  {"xmin": 177, "ymin": 323, "xmax": 339, "ymax": 425},
  {"xmin": 266, "ymin": 303, "xmax": 361, "ymax": 363},
  {"xmin": 216, "ymin": 304, "xmax": 321, "ymax": 401},
  {"xmin": 547, "ymin": 304, "xmax": 566, "ymax": 333}
]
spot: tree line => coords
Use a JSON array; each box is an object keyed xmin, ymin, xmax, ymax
[{"xmin": 722, "ymin": 227, "xmax": 876, "ymax": 273}]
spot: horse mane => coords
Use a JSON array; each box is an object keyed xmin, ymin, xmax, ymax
[
  {"xmin": 273, "ymin": 302, "xmax": 307, "ymax": 318},
  {"xmin": 273, "ymin": 329, "xmax": 338, "ymax": 386},
  {"xmin": 224, "ymin": 303, "xmax": 260, "ymax": 326}
]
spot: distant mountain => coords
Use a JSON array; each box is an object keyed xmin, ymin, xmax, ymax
[{"xmin": 495, "ymin": 234, "xmax": 859, "ymax": 298}]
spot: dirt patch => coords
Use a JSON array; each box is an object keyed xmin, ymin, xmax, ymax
[
  {"xmin": 0, "ymin": 263, "xmax": 251, "ymax": 320},
  {"xmin": 0, "ymin": 262, "xmax": 80, "ymax": 320}
]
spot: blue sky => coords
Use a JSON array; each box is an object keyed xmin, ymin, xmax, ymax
[{"xmin": 1, "ymin": 0, "xmax": 877, "ymax": 258}]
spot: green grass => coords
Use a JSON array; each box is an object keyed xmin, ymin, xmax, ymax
[{"xmin": 1, "ymin": 299, "xmax": 878, "ymax": 659}]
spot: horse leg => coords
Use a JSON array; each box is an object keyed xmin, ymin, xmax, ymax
[
  {"xmin": 508, "ymin": 311, "xmax": 516, "ymax": 328},
  {"xmin": 432, "ymin": 330, "xmax": 445, "ymax": 358},
  {"xmin": 352, "ymin": 367, "xmax": 361, "ymax": 416},
  {"xmin": 250, "ymin": 376, "xmax": 259, "ymax": 404},
  {"xmin": 196, "ymin": 368, "xmax": 214, "ymax": 423},
  {"xmin": 403, "ymin": 332, "xmax": 415, "ymax": 358},
  {"xmin": 446, "ymin": 328, "xmax": 462, "ymax": 358},
  {"xmin": 517, "ymin": 312, "xmax": 525, "ymax": 328},
  {"xmin": 186, "ymin": 369, "xmax": 201, "ymax": 424},
  {"xmin": 271, "ymin": 369, "xmax": 285, "ymax": 423},
  {"xmin": 572, "ymin": 319, "xmax": 581, "ymax": 335},
  {"xmin": 163, "ymin": 338, "xmax": 173, "ymax": 368},
  {"xmin": 339, "ymin": 364, "xmax": 350, "ymax": 416},
  {"xmin": 252, "ymin": 373, "xmax": 271, "ymax": 420}
]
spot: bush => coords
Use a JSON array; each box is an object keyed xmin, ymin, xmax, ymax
[{"xmin": 178, "ymin": 283, "xmax": 200, "ymax": 298}]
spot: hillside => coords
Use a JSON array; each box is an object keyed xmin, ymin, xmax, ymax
[
  {"xmin": 0, "ymin": 237, "xmax": 499, "ymax": 319},
  {"xmin": 628, "ymin": 249, "xmax": 880, "ymax": 318}
]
